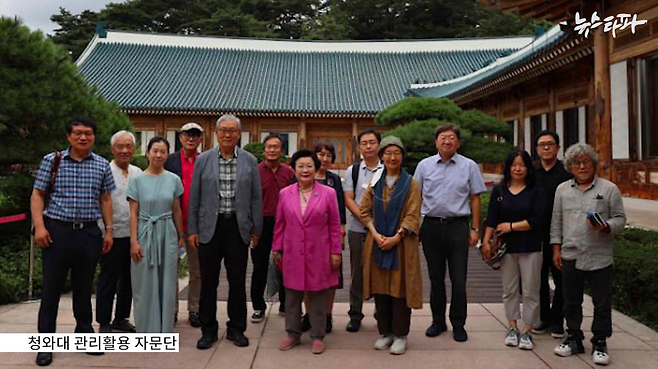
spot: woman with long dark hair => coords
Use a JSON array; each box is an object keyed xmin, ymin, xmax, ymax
[{"xmin": 482, "ymin": 149, "xmax": 544, "ymax": 350}]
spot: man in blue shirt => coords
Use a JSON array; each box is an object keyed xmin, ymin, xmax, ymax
[
  {"xmin": 31, "ymin": 117, "xmax": 116, "ymax": 366},
  {"xmin": 414, "ymin": 124, "xmax": 487, "ymax": 342}
]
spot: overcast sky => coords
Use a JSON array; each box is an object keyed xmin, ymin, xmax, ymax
[{"xmin": 0, "ymin": 0, "xmax": 123, "ymax": 35}]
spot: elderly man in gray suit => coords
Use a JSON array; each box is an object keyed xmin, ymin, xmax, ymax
[{"xmin": 188, "ymin": 114, "xmax": 263, "ymax": 350}]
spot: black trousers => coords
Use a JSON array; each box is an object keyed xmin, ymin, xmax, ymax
[
  {"xmin": 199, "ymin": 215, "xmax": 248, "ymax": 336},
  {"xmin": 562, "ymin": 260, "xmax": 613, "ymax": 342},
  {"xmin": 38, "ymin": 218, "xmax": 102, "ymax": 333},
  {"xmin": 250, "ymin": 216, "xmax": 285, "ymax": 311},
  {"xmin": 421, "ymin": 217, "xmax": 469, "ymax": 328},
  {"xmin": 538, "ymin": 236, "xmax": 563, "ymax": 329},
  {"xmin": 374, "ymin": 294, "xmax": 411, "ymax": 337},
  {"xmin": 96, "ymin": 237, "xmax": 132, "ymax": 325}
]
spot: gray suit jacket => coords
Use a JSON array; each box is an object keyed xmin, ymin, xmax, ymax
[{"xmin": 188, "ymin": 146, "xmax": 263, "ymax": 245}]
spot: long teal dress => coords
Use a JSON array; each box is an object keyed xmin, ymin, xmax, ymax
[{"xmin": 126, "ymin": 171, "xmax": 183, "ymax": 333}]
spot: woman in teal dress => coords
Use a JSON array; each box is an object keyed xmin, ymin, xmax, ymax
[{"xmin": 127, "ymin": 136, "xmax": 185, "ymax": 333}]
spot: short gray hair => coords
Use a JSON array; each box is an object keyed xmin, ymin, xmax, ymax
[
  {"xmin": 110, "ymin": 130, "xmax": 136, "ymax": 146},
  {"xmin": 215, "ymin": 114, "xmax": 241, "ymax": 131},
  {"xmin": 564, "ymin": 143, "xmax": 599, "ymax": 171}
]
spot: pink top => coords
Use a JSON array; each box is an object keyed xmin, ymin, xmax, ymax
[{"xmin": 272, "ymin": 182, "xmax": 342, "ymax": 291}]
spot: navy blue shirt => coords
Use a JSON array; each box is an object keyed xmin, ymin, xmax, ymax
[{"xmin": 486, "ymin": 185, "xmax": 545, "ymax": 253}]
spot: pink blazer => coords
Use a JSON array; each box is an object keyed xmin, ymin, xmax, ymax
[{"xmin": 272, "ymin": 182, "xmax": 342, "ymax": 291}]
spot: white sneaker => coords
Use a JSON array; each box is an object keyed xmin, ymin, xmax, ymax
[
  {"xmin": 389, "ymin": 336, "xmax": 407, "ymax": 355},
  {"xmin": 554, "ymin": 337, "xmax": 585, "ymax": 357},
  {"xmin": 373, "ymin": 335, "xmax": 394, "ymax": 350},
  {"xmin": 518, "ymin": 332, "xmax": 534, "ymax": 350},
  {"xmin": 504, "ymin": 327, "xmax": 519, "ymax": 347},
  {"xmin": 592, "ymin": 341, "xmax": 610, "ymax": 365}
]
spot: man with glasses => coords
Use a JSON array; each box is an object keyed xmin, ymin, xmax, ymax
[
  {"xmin": 189, "ymin": 115, "xmax": 262, "ymax": 350},
  {"xmin": 31, "ymin": 117, "xmax": 115, "ymax": 366},
  {"xmin": 414, "ymin": 123, "xmax": 486, "ymax": 342},
  {"xmin": 165, "ymin": 122, "xmax": 204, "ymax": 327},
  {"xmin": 343, "ymin": 129, "xmax": 384, "ymax": 332},
  {"xmin": 532, "ymin": 130, "xmax": 572, "ymax": 339},
  {"xmin": 551, "ymin": 143, "xmax": 625, "ymax": 366}
]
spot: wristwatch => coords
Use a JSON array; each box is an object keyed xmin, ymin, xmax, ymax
[
  {"xmin": 105, "ymin": 225, "xmax": 114, "ymax": 230},
  {"xmin": 471, "ymin": 227, "xmax": 480, "ymax": 232}
]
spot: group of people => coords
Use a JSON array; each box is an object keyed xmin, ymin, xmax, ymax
[
  {"xmin": 480, "ymin": 131, "xmax": 626, "ymax": 366},
  {"xmin": 30, "ymin": 115, "xmax": 625, "ymax": 366}
]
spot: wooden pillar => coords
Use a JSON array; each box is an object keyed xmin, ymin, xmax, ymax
[
  {"xmin": 518, "ymin": 86, "xmax": 526, "ymax": 149},
  {"xmin": 548, "ymin": 75, "xmax": 557, "ymax": 131},
  {"xmin": 299, "ymin": 119, "xmax": 307, "ymax": 149},
  {"xmin": 593, "ymin": 26, "xmax": 612, "ymax": 179},
  {"xmin": 351, "ymin": 119, "xmax": 359, "ymax": 163}
]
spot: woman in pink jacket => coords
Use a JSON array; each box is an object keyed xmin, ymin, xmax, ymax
[{"xmin": 272, "ymin": 149, "xmax": 342, "ymax": 354}]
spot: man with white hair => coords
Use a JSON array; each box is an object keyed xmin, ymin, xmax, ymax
[
  {"xmin": 189, "ymin": 114, "xmax": 262, "ymax": 350},
  {"xmin": 551, "ymin": 143, "xmax": 626, "ymax": 366},
  {"xmin": 96, "ymin": 130, "xmax": 142, "ymax": 333}
]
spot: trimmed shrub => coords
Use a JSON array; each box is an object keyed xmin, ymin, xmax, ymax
[
  {"xmin": 375, "ymin": 97, "xmax": 462, "ymax": 126},
  {"xmin": 612, "ymin": 228, "xmax": 658, "ymax": 330}
]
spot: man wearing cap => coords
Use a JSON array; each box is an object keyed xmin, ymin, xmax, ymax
[
  {"xmin": 414, "ymin": 123, "xmax": 486, "ymax": 343},
  {"xmin": 165, "ymin": 122, "xmax": 204, "ymax": 327}
]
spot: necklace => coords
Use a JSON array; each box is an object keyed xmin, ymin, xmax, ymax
[{"xmin": 299, "ymin": 185, "xmax": 313, "ymax": 203}]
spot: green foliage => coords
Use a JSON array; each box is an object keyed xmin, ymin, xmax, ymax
[
  {"xmin": 0, "ymin": 238, "xmax": 42, "ymax": 304},
  {"xmin": 50, "ymin": 0, "xmax": 550, "ymax": 60},
  {"xmin": 458, "ymin": 109, "xmax": 512, "ymax": 138},
  {"xmin": 0, "ymin": 17, "xmax": 132, "ymax": 165},
  {"xmin": 375, "ymin": 98, "xmax": 462, "ymax": 127},
  {"xmin": 611, "ymin": 228, "xmax": 658, "ymax": 330},
  {"xmin": 379, "ymin": 97, "xmax": 514, "ymax": 168},
  {"xmin": 461, "ymin": 136, "xmax": 515, "ymax": 164}
]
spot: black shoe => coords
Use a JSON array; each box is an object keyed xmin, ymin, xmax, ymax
[
  {"xmin": 551, "ymin": 325, "xmax": 566, "ymax": 338},
  {"xmin": 99, "ymin": 324, "xmax": 113, "ymax": 333},
  {"xmin": 531, "ymin": 321, "xmax": 551, "ymax": 334},
  {"xmin": 453, "ymin": 326, "xmax": 468, "ymax": 342},
  {"xmin": 325, "ymin": 315, "xmax": 333, "ymax": 334},
  {"xmin": 86, "ymin": 352, "xmax": 104, "ymax": 356},
  {"xmin": 111, "ymin": 319, "xmax": 136, "ymax": 333},
  {"xmin": 301, "ymin": 313, "xmax": 311, "ymax": 332},
  {"xmin": 425, "ymin": 322, "xmax": 448, "ymax": 337},
  {"xmin": 36, "ymin": 352, "xmax": 52, "ymax": 366},
  {"xmin": 251, "ymin": 310, "xmax": 265, "ymax": 323},
  {"xmin": 226, "ymin": 330, "xmax": 250, "ymax": 347},
  {"xmin": 196, "ymin": 334, "xmax": 218, "ymax": 350},
  {"xmin": 189, "ymin": 312, "xmax": 202, "ymax": 328},
  {"xmin": 346, "ymin": 319, "xmax": 361, "ymax": 332}
]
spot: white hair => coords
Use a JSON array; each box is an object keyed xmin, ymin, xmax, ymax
[
  {"xmin": 110, "ymin": 130, "xmax": 136, "ymax": 146},
  {"xmin": 564, "ymin": 143, "xmax": 599, "ymax": 171},
  {"xmin": 215, "ymin": 114, "xmax": 242, "ymax": 131}
]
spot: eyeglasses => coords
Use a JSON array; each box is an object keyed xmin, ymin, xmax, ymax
[
  {"xmin": 537, "ymin": 142, "xmax": 557, "ymax": 149},
  {"xmin": 437, "ymin": 135, "xmax": 457, "ymax": 142},
  {"xmin": 571, "ymin": 159, "xmax": 593, "ymax": 167},
  {"xmin": 217, "ymin": 128, "xmax": 239, "ymax": 136}
]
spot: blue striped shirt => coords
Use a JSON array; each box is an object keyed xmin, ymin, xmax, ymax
[{"xmin": 34, "ymin": 149, "xmax": 116, "ymax": 222}]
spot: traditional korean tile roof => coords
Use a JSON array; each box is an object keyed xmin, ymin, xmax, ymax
[
  {"xmin": 408, "ymin": 25, "xmax": 591, "ymax": 102},
  {"xmin": 76, "ymin": 31, "xmax": 532, "ymax": 117}
]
